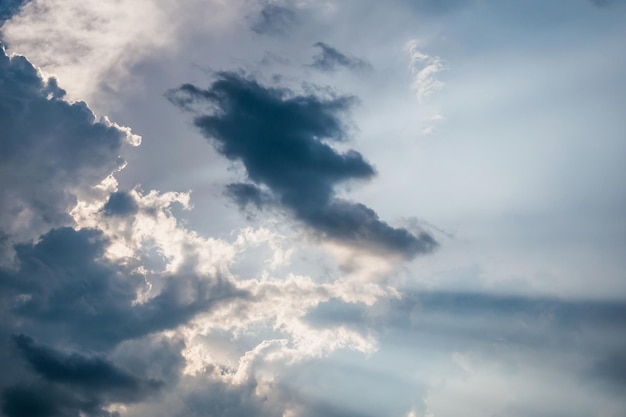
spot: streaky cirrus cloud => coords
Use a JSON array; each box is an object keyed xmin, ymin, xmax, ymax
[
  {"xmin": 309, "ymin": 42, "xmax": 372, "ymax": 73},
  {"xmin": 405, "ymin": 39, "xmax": 446, "ymax": 100},
  {"xmin": 167, "ymin": 72, "xmax": 437, "ymax": 258}
]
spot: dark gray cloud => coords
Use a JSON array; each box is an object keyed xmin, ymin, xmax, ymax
[
  {"xmin": 225, "ymin": 182, "xmax": 274, "ymax": 210},
  {"xmin": 310, "ymin": 42, "xmax": 371, "ymax": 73},
  {"xmin": 168, "ymin": 72, "xmax": 437, "ymax": 258},
  {"xmin": 2, "ymin": 385, "xmax": 67, "ymax": 417},
  {"xmin": 251, "ymin": 4, "xmax": 296, "ymax": 36},
  {"xmin": 0, "ymin": 227, "xmax": 243, "ymax": 350},
  {"xmin": 0, "ymin": 47, "xmax": 132, "ymax": 253},
  {"xmin": 1, "ymin": 335, "xmax": 165, "ymax": 417},
  {"xmin": 102, "ymin": 191, "xmax": 138, "ymax": 217},
  {"xmin": 12, "ymin": 335, "xmax": 163, "ymax": 395},
  {"xmin": 0, "ymin": 226, "xmax": 244, "ymax": 416}
]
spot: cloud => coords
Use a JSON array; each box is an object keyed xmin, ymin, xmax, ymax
[
  {"xmin": 0, "ymin": 0, "xmax": 29, "ymax": 25},
  {"xmin": 168, "ymin": 72, "xmax": 437, "ymax": 258},
  {"xmin": 0, "ymin": 0, "xmax": 182, "ymax": 104},
  {"xmin": 0, "ymin": 227, "xmax": 243, "ymax": 350},
  {"xmin": 251, "ymin": 3, "xmax": 297, "ymax": 36},
  {"xmin": 0, "ymin": 46, "xmax": 139, "ymax": 261},
  {"xmin": 13, "ymin": 334, "xmax": 163, "ymax": 397},
  {"xmin": 1, "ymin": 335, "xmax": 165, "ymax": 417},
  {"xmin": 310, "ymin": 42, "xmax": 372, "ymax": 72},
  {"xmin": 405, "ymin": 40, "xmax": 446, "ymax": 100},
  {"xmin": 226, "ymin": 182, "xmax": 275, "ymax": 210},
  {"xmin": 102, "ymin": 191, "xmax": 139, "ymax": 217}
]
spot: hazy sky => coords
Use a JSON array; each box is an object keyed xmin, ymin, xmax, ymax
[{"xmin": 1, "ymin": 1, "xmax": 625, "ymax": 416}]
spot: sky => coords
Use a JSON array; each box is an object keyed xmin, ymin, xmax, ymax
[{"xmin": 0, "ymin": 0, "xmax": 625, "ymax": 416}]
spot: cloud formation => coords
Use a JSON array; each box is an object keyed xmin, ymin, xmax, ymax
[
  {"xmin": 405, "ymin": 40, "xmax": 446, "ymax": 100},
  {"xmin": 3, "ymin": 335, "xmax": 163, "ymax": 417},
  {"xmin": 309, "ymin": 42, "xmax": 372, "ymax": 73},
  {"xmin": 251, "ymin": 3, "xmax": 296, "ymax": 36},
  {"xmin": 0, "ymin": 227, "xmax": 242, "ymax": 350},
  {"xmin": 0, "ymin": 46, "xmax": 139, "ymax": 262},
  {"xmin": 102, "ymin": 191, "xmax": 139, "ymax": 217},
  {"xmin": 168, "ymin": 72, "xmax": 437, "ymax": 258}
]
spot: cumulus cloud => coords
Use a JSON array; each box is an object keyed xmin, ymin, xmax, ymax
[
  {"xmin": 0, "ymin": 227, "xmax": 243, "ymax": 350},
  {"xmin": 309, "ymin": 42, "xmax": 372, "ymax": 73},
  {"xmin": 168, "ymin": 72, "xmax": 437, "ymax": 258},
  {"xmin": 405, "ymin": 40, "xmax": 446, "ymax": 100},
  {"xmin": 0, "ymin": 46, "xmax": 139, "ymax": 263}
]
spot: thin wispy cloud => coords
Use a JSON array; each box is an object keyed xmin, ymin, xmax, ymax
[
  {"xmin": 251, "ymin": 3, "xmax": 297, "ymax": 36},
  {"xmin": 405, "ymin": 39, "xmax": 446, "ymax": 100},
  {"xmin": 310, "ymin": 42, "xmax": 372, "ymax": 72}
]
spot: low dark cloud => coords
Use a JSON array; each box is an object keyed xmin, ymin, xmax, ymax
[
  {"xmin": 0, "ymin": 226, "xmax": 245, "ymax": 415},
  {"xmin": 0, "ymin": 335, "xmax": 166, "ymax": 417},
  {"xmin": 251, "ymin": 4, "xmax": 296, "ymax": 36},
  {"xmin": 0, "ymin": 227, "xmax": 243, "ymax": 350},
  {"xmin": 102, "ymin": 191, "xmax": 138, "ymax": 217},
  {"xmin": 310, "ymin": 42, "xmax": 371, "ymax": 73},
  {"xmin": 168, "ymin": 72, "xmax": 436, "ymax": 258},
  {"xmin": 12, "ymin": 334, "xmax": 163, "ymax": 397},
  {"xmin": 2, "ymin": 385, "xmax": 64, "ymax": 417},
  {"xmin": 226, "ymin": 182, "xmax": 274, "ymax": 210},
  {"xmin": 0, "ymin": 47, "xmax": 132, "ymax": 253}
]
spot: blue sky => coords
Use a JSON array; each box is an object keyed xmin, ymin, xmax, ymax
[{"xmin": 1, "ymin": 1, "xmax": 625, "ymax": 416}]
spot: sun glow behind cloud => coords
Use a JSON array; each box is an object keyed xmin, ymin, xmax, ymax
[{"xmin": 1, "ymin": 1, "xmax": 626, "ymax": 417}]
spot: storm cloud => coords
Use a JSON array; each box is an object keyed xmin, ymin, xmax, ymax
[
  {"xmin": 0, "ymin": 46, "xmax": 137, "ymax": 257},
  {"xmin": 2, "ymin": 335, "xmax": 163, "ymax": 417},
  {"xmin": 0, "ymin": 227, "xmax": 243, "ymax": 350},
  {"xmin": 168, "ymin": 72, "xmax": 437, "ymax": 258},
  {"xmin": 310, "ymin": 42, "xmax": 371, "ymax": 73}
]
